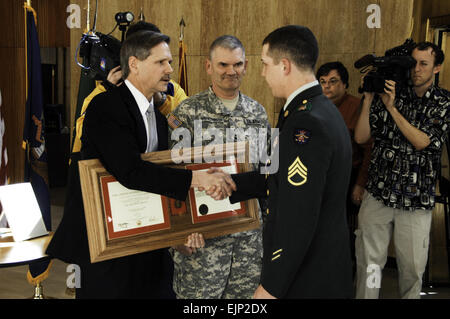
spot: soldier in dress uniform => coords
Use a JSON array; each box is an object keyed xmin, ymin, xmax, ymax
[
  {"xmin": 228, "ymin": 25, "xmax": 354, "ymax": 298},
  {"xmin": 167, "ymin": 35, "xmax": 271, "ymax": 299}
]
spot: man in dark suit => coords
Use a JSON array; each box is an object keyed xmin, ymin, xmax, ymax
[
  {"xmin": 226, "ymin": 25, "xmax": 353, "ymax": 298},
  {"xmin": 46, "ymin": 31, "xmax": 234, "ymax": 299}
]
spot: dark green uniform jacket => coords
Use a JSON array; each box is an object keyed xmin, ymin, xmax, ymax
[{"xmin": 230, "ymin": 85, "xmax": 353, "ymax": 298}]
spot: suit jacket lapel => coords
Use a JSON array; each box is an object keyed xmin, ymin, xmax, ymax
[
  {"xmin": 155, "ymin": 108, "xmax": 168, "ymax": 151},
  {"xmin": 118, "ymin": 84, "xmax": 147, "ymax": 152}
]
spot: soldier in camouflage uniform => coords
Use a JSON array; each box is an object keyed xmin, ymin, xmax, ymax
[{"xmin": 167, "ymin": 35, "xmax": 271, "ymax": 299}]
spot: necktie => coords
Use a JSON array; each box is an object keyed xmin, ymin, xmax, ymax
[{"xmin": 146, "ymin": 104, "xmax": 158, "ymax": 152}]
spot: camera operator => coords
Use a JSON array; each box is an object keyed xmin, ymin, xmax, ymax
[
  {"xmin": 354, "ymin": 42, "xmax": 450, "ymax": 299},
  {"xmin": 71, "ymin": 21, "xmax": 188, "ymax": 155}
]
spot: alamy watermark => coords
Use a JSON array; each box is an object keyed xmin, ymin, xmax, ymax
[
  {"xmin": 66, "ymin": 264, "xmax": 81, "ymax": 289},
  {"xmin": 65, "ymin": 4, "xmax": 381, "ymax": 30},
  {"xmin": 367, "ymin": 4, "xmax": 381, "ymax": 29},
  {"xmin": 170, "ymin": 121, "xmax": 279, "ymax": 174},
  {"xmin": 366, "ymin": 264, "xmax": 381, "ymax": 289}
]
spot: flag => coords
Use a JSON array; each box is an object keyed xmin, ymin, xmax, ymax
[
  {"xmin": 178, "ymin": 39, "xmax": 189, "ymax": 96},
  {"xmin": 0, "ymin": 89, "xmax": 8, "ymax": 228},
  {"xmin": 23, "ymin": 2, "xmax": 52, "ymax": 287}
]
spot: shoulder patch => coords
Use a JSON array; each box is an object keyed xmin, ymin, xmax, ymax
[
  {"xmin": 293, "ymin": 129, "xmax": 311, "ymax": 145},
  {"xmin": 167, "ymin": 113, "xmax": 183, "ymax": 129}
]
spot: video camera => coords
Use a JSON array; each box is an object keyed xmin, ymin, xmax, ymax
[
  {"xmin": 76, "ymin": 11, "xmax": 135, "ymax": 81},
  {"xmin": 78, "ymin": 31, "xmax": 122, "ymax": 81},
  {"xmin": 354, "ymin": 39, "xmax": 417, "ymax": 93}
]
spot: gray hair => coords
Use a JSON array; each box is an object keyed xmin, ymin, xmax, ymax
[
  {"xmin": 209, "ymin": 35, "xmax": 245, "ymax": 59},
  {"xmin": 120, "ymin": 31, "xmax": 170, "ymax": 79}
]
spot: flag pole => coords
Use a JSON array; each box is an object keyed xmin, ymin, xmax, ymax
[
  {"xmin": 178, "ymin": 17, "xmax": 188, "ymax": 95},
  {"xmin": 179, "ymin": 17, "xmax": 185, "ymax": 41},
  {"xmin": 86, "ymin": 0, "xmax": 90, "ymax": 33}
]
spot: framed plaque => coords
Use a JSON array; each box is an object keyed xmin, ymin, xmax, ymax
[
  {"xmin": 187, "ymin": 161, "xmax": 246, "ymax": 224},
  {"xmin": 100, "ymin": 175, "xmax": 171, "ymax": 239},
  {"xmin": 78, "ymin": 142, "xmax": 260, "ymax": 263}
]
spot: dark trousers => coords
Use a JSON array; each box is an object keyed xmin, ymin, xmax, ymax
[
  {"xmin": 346, "ymin": 167, "xmax": 361, "ymax": 279},
  {"xmin": 75, "ymin": 248, "xmax": 175, "ymax": 299}
]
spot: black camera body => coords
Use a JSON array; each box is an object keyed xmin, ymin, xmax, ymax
[
  {"xmin": 78, "ymin": 32, "xmax": 122, "ymax": 81},
  {"xmin": 355, "ymin": 39, "xmax": 417, "ymax": 94}
]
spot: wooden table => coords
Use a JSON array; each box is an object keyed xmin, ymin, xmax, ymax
[
  {"xmin": 0, "ymin": 228, "xmax": 53, "ymax": 268},
  {"xmin": 0, "ymin": 229, "xmax": 54, "ymax": 298}
]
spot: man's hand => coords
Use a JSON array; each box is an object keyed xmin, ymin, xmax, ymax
[
  {"xmin": 351, "ymin": 184, "xmax": 365, "ymax": 205},
  {"xmin": 191, "ymin": 169, "xmax": 236, "ymax": 200},
  {"xmin": 204, "ymin": 167, "xmax": 236, "ymax": 200},
  {"xmin": 107, "ymin": 66, "xmax": 123, "ymax": 86},
  {"xmin": 253, "ymin": 285, "xmax": 276, "ymax": 299},
  {"xmin": 361, "ymin": 74, "xmax": 375, "ymax": 104},
  {"xmin": 173, "ymin": 233, "xmax": 205, "ymax": 256},
  {"xmin": 153, "ymin": 92, "xmax": 167, "ymax": 108},
  {"xmin": 380, "ymin": 80, "xmax": 396, "ymax": 111}
]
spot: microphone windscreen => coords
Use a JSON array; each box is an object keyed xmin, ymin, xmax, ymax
[{"xmin": 354, "ymin": 54, "xmax": 376, "ymax": 69}]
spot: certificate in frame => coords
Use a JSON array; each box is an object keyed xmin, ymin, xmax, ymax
[
  {"xmin": 78, "ymin": 142, "xmax": 260, "ymax": 263},
  {"xmin": 100, "ymin": 175, "xmax": 171, "ymax": 240},
  {"xmin": 187, "ymin": 161, "xmax": 246, "ymax": 224}
]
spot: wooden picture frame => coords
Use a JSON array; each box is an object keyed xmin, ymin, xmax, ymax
[{"xmin": 78, "ymin": 142, "xmax": 260, "ymax": 263}]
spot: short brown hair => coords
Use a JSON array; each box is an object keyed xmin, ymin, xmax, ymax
[
  {"xmin": 120, "ymin": 31, "xmax": 170, "ymax": 79},
  {"xmin": 263, "ymin": 25, "xmax": 318, "ymax": 71}
]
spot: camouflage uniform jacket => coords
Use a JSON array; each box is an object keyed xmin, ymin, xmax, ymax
[{"xmin": 168, "ymin": 86, "xmax": 270, "ymax": 238}]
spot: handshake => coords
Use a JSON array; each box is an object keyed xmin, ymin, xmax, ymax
[
  {"xmin": 190, "ymin": 167, "xmax": 236, "ymax": 201},
  {"xmin": 176, "ymin": 168, "xmax": 236, "ymax": 256}
]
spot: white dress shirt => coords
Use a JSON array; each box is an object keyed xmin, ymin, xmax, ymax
[{"xmin": 125, "ymin": 79, "xmax": 158, "ymax": 152}]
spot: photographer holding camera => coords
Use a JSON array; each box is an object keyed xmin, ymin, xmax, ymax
[{"xmin": 354, "ymin": 42, "xmax": 450, "ymax": 299}]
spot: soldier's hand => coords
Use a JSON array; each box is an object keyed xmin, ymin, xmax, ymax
[
  {"xmin": 253, "ymin": 285, "xmax": 276, "ymax": 299},
  {"xmin": 174, "ymin": 233, "xmax": 205, "ymax": 256},
  {"xmin": 191, "ymin": 169, "xmax": 236, "ymax": 200},
  {"xmin": 204, "ymin": 167, "xmax": 236, "ymax": 200}
]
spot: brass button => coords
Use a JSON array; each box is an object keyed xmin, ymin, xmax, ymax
[
  {"xmin": 303, "ymin": 99, "xmax": 308, "ymax": 104},
  {"xmin": 267, "ymin": 189, "xmax": 270, "ymax": 196},
  {"xmin": 284, "ymin": 110, "xmax": 289, "ymax": 117}
]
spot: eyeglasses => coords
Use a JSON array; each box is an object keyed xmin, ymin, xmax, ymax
[{"xmin": 319, "ymin": 78, "xmax": 341, "ymax": 86}]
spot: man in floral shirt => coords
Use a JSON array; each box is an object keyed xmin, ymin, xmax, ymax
[{"xmin": 354, "ymin": 42, "xmax": 449, "ymax": 299}]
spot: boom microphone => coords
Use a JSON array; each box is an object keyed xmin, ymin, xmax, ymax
[{"xmin": 354, "ymin": 54, "xmax": 376, "ymax": 69}]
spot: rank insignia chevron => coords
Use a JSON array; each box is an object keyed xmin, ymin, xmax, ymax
[{"xmin": 287, "ymin": 156, "xmax": 308, "ymax": 186}]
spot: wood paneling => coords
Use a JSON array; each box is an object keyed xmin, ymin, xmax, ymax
[
  {"xmin": 67, "ymin": 0, "xmax": 416, "ymax": 131},
  {"xmin": 1, "ymin": 0, "xmax": 422, "ymax": 183},
  {"xmin": 412, "ymin": 0, "xmax": 450, "ymax": 42},
  {"xmin": 0, "ymin": 48, "xmax": 26, "ymax": 183},
  {"xmin": 0, "ymin": 0, "xmax": 69, "ymax": 184},
  {"xmin": 430, "ymin": 0, "xmax": 450, "ymax": 18}
]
